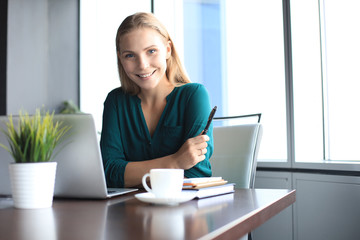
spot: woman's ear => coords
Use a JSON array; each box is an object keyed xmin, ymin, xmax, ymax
[{"xmin": 166, "ymin": 41, "xmax": 172, "ymax": 59}]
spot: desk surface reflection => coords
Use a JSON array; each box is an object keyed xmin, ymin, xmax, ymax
[{"xmin": 0, "ymin": 189, "xmax": 296, "ymax": 240}]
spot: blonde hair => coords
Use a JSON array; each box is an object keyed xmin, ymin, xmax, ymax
[{"xmin": 115, "ymin": 12, "xmax": 190, "ymax": 95}]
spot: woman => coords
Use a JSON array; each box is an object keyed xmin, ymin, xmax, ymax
[{"xmin": 100, "ymin": 12, "xmax": 213, "ymax": 188}]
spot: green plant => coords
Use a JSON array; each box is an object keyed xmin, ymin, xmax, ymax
[{"xmin": 0, "ymin": 109, "xmax": 70, "ymax": 163}]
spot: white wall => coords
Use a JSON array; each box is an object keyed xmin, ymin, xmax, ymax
[{"xmin": 7, "ymin": 0, "xmax": 79, "ymax": 114}]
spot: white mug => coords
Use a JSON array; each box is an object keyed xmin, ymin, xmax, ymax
[{"xmin": 142, "ymin": 169, "xmax": 184, "ymax": 198}]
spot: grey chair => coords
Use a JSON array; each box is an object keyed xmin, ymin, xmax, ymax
[
  {"xmin": 211, "ymin": 123, "xmax": 262, "ymax": 240},
  {"xmin": 211, "ymin": 123, "xmax": 263, "ymax": 189}
]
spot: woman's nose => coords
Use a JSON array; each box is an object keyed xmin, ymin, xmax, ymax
[{"xmin": 138, "ymin": 56, "xmax": 150, "ymax": 69}]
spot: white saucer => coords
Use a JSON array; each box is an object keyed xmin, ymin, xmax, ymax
[{"xmin": 135, "ymin": 191, "xmax": 197, "ymax": 205}]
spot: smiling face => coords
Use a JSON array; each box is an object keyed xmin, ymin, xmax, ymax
[{"xmin": 118, "ymin": 28, "xmax": 171, "ymax": 93}]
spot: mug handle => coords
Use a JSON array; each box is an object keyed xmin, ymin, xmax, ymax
[{"xmin": 142, "ymin": 173, "xmax": 153, "ymax": 194}]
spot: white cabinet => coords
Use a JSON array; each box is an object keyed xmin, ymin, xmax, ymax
[
  {"xmin": 253, "ymin": 170, "xmax": 360, "ymax": 240},
  {"xmin": 253, "ymin": 171, "xmax": 293, "ymax": 240}
]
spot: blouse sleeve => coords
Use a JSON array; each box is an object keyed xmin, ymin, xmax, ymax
[
  {"xmin": 183, "ymin": 84, "xmax": 213, "ymax": 178},
  {"xmin": 100, "ymin": 91, "xmax": 128, "ymax": 188}
]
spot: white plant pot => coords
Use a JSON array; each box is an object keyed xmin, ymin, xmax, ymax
[{"xmin": 9, "ymin": 162, "xmax": 57, "ymax": 209}]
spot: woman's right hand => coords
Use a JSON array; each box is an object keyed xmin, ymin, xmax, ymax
[
  {"xmin": 124, "ymin": 135, "xmax": 210, "ymax": 187},
  {"xmin": 172, "ymin": 134, "xmax": 210, "ymax": 169}
]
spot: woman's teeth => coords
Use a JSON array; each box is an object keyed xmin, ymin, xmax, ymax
[{"xmin": 138, "ymin": 72, "xmax": 153, "ymax": 78}]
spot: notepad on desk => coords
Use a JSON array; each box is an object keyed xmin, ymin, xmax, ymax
[
  {"xmin": 183, "ymin": 177, "xmax": 235, "ymax": 198},
  {"xmin": 183, "ymin": 177, "xmax": 227, "ymax": 189}
]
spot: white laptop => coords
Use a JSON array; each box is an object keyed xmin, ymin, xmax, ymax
[{"xmin": 0, "ymin": 114, "xmax": 137, "ymax": 199}]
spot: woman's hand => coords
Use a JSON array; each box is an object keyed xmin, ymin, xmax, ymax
[
  {"xmin": 172, "ymin": 134, "xmax": 210, "ymax": 169},
  {"xmin": 124, "ymin": 134, "xmax": 210, "ymax": 187}
]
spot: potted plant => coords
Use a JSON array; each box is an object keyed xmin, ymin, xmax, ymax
[{"xmin": 0, "ymin": 109, "xmax": 70, "ymax": 209}]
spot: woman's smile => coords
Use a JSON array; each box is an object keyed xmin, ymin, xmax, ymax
[{"xmin": 137, "ymin": 70, "xmax": 156, "ymax": 79}]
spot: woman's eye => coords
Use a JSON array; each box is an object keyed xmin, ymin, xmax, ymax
[
  {"xmin": 125, "ymin": 53, "xmax": 134, "ymax": 58},
  {"xmin": 148, "ymin": 49, "xmax": 156, "ymax": 54}
]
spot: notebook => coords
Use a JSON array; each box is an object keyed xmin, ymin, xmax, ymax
[
  {"xmin": 0, "ymin": 114, "xmax": 137, "ymax": 199},
  {"xmin": 183, "ymin": 183, "xmax": 235, "ymax": 199},
  {"xmin": 183, "ymin": 177, "xmax": 228, "ymax": 189}
]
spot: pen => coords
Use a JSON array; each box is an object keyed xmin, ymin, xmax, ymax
[{"xmin": 202, "ymin": 106, "xmax": 217, "ymax": 135}]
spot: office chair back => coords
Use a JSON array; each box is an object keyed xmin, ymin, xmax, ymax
[{"xmin": 211, "ymin": 123, "xmax": 263, "ymax": 189}]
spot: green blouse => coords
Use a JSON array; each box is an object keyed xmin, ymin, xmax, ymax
[{"xmin": 100, "ymin": 83, "xmax": 213, "ymax": 187}]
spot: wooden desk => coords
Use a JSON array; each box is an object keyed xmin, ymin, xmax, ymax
[{"xmin": 0, "ymin": 189, "xmax": 295, "ymax": 240}]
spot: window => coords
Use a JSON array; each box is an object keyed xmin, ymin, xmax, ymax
[
  {"xmin": 182, "ymin": 0, "xmax": 287, "ymax": 161},
  {"xmin": 291, "ymin": 0, "xmax": 324, "ymax": 162},
  {"xmin": 80, "ymin": 0, "xmax": 151, "ymax": 131},
  {"xmin": 291, "ymin": 0, "xmax": 360, "ymax": 162},
  {"xmin": 180, "ymin": 0, "xmax": 360, "ymax": 163}
]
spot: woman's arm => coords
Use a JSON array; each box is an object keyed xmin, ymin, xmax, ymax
[
  {"xmin": 100, "ymin": 91, "xmax": 128, "ymax": 188},
  {"xmin": 182, "ymin": 84, "xmax": 213, "ymax": 178}
]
